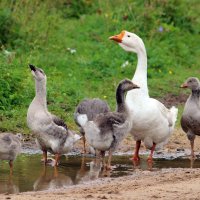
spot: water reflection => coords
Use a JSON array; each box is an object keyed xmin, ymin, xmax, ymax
[
  {"xmin": 0, "ymin": 154, "xmax": 200, "ymax": 194},
  {"xmin": 132, "ymin": 159, "xmax": 153, "ymax": 171},
  {"xmin": 33, "ymin": 166, "xmax": 73, "ymax": 191},
  {"xmin": 75, "ymin": 157, "xmax": 103, "ymax": 183},
  {"xmin": 0, "ymin": 174, "xmax": 19, "ymax": 194}
]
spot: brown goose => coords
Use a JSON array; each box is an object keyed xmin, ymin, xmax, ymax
[
  {"xmin": 74, "ymin": 98, "xmax": 110, "ymax": 153},
  {"xmin": 181, "ymin": 77, "xmax": 200, "ymax": 158},
  {"xmin": 76, "ymin": 79, "xmax": 139, "ymax": 169}
]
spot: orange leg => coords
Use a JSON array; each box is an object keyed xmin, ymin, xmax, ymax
[
  {"xmin": 54, "ymin": 153, "xmax": 60, "ymax": 167},
  {"xmin": 132, "ymin": 140, "xmax": 141, "ymax": 161},
  {"xmin": 54, "ymin": 166, "xmax": 58, "ymax": 177},
  {"xmin": 100, "ymin": 151, "xmax": 105, "ymax": 166},
  {"xmin": 106, "ymin": 150, "xmax": 112, "ymax": 170},
  {"xmin": 43, "ymin": 150, "xmax": 47, "ymax": 165},
  {"xmin": 82, "ymin": 136, "xmax": 86, "ymax": 154},
  {"xmin": 9, "ymin": 160, "xmax": 13, "ymax": 175},
  {"xmin": 190, "ymin": 139, "xmax": 196, "ymax": 159},
  {"xmin": 147, "ymin": 143, "xmax": 156, "ymax": 163}
]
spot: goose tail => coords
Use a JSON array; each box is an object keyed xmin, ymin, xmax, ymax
[
  {"xmin": 169, "ymin": 106, "xmax": 178, "ymax": 129},
  {"xmin": 156, "ymin": 106, "xmax": 178, "ymax": 150}
]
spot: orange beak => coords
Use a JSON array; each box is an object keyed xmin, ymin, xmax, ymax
[
  {"xmin": 109, "ymin": 31, "xmax": 125, "ymax": 43},
  {"xmin": 180, "ymin": 83, "xmax": 188, "ymax": 88}
]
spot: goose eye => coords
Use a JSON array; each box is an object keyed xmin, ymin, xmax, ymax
[{"xmin": 127, "ymin": 35, "xmax": 130, "ymax": 37}]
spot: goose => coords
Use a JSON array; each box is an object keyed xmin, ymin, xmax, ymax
[
  {"xmin": 74, "ymin": 98, "xmax": 110, "ymax": 153},
  {"xmin": 0, "ymin": 133, "xmax": 22, "ymax": 173},
  {"xmin": 109, "ymin": 31, "xmax": 178, "ymax": 162},
  {"xmin": 180, "ymin": 77, "xmax": 200, "ymax": 158},
  {"xmin": 76, "ymin": 79, "xmax": 139, "ymax": 169},
  {"xmin": 27, "ymin": 64, "xmax": 81, "ymax": 166}
]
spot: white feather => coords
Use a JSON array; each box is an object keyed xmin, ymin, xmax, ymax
[
  {"xmin": 76, "ymin": 114, "xmax": 88, "ymax": 127},
  {"xmin": 117, "ymin": 31, "xmax": 178, "ymax": 149}
]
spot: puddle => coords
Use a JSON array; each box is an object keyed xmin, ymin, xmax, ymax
[{"xmin": 0, "ymin": 154, "xmax": 200, "ymax": 194}]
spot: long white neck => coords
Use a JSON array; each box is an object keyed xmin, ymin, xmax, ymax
[
  {"xmin": 132, "ymin": 44, "xmax": 149, "ymax": 96},
  {"xmin": 34, "ymin": 79, "xmax": 47, "ymax": 109}
]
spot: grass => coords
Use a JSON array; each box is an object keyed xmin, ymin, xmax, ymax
[{"xmin": 0, "ymin": 0, "xmax": 199, "ymax": 133}]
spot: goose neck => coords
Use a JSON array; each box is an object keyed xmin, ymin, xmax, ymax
[
  {"xmin": 133, "ymin": 50, "xmax": 147, "ymax": 78},
  {"xmin": 35, "ymin": 80, "xmax": 47, "ymax": 108},
  {"xmin": 132, "ymin": 47, "xmax": 148, "ymax": 95},
  {"xmin": 116, "ymin": 87, "xmax": 126, "ymax": 113},
  {"xmin": 191, "ymin": 88, "xmax": 200, "ymax": 98}
]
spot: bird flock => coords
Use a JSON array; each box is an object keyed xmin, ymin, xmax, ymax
[{"xmin": 0, "ymin": 30, "xmax": 199, "ymax": 173}]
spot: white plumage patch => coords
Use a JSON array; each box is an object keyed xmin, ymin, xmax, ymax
[
  {"xmin": 77, "ymin": 114, "xmax": 88, "ymax": 127},
  {"xmin": 74, "ymin": 134, "xmax": 82, "ymax": 142}
]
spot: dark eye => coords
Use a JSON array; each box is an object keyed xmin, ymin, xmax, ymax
[{"xmin": 127, "ymin": 35, "xmax": 130, "ymax": 37}]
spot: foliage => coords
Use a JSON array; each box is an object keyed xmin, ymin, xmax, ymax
[
  {"xmin": 61, "ymin": 0, "xmax": 96, "ymax": 19},
  {"xmin": 0, "ymin": 8, "xmax": 21, "ymax": 46},
  {"xmin": 0, "ymin": 0, "xmax": 199, "ymax": 133}
]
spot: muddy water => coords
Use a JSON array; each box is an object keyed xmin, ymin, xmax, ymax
[{"xmin": 0, "ymin": 154, "xmax": 199, "ymax": 194}]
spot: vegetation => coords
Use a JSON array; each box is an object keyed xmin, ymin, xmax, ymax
[{"xmin": 0, "ymin": 0, "xmax": 199, "ymax": 133}]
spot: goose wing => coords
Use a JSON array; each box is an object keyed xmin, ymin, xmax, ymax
[
  {"xmin": 95, "ymin": 112, "xmax": 126, "ymax": 128},
  {"xmin": 34, "ymin": 113, "xmax": 68, "ymax": 145},
  {"xmin": 111, "ymin": 118, "xmax": 131, "ymax": 151},
  {"xmin": 74, "ymin": 98, "xmax": 110, "ymax": 121},
  {"xmin": 51, "ymin": 115, "xmax": 68, "ymax": 130},
  {"xmin": 152, "ymin": 99, "xmax": 177, "ymax": 127},
  {"xmin": 44, "ymin": 122, "xmax": 68, "ymax": 145},
  {"xmin": 181, "ymin": 115, "xmax": 200, "ymax": 136}
]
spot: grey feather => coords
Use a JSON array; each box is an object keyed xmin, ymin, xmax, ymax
[
  {"xmin": 94, "ymin": 112, "xmax": 126, "ymax": 134},
  {"xmin": 51, "ymin": 115, "xmax": 68, "ymax": 131},
  {"xmin": 75, "ymin": 98, "xmax": 110, "ymax": 120},
  {"xmin": 74, "ymin": 98, "xmax": 110, "ymax": 134},
  {"xmin": 81, "ymin": 79, "xmax": 138, "ymax": 152},
  {"xmin": 27, "ymin": 65, "xmax": 80, "ymax": 155},
  {"xmin": 0, "ymin": 133, "xmax": 21, "ymax": 161},
  {"xmin": 181, "ymin": 77, "xmax": 200, "ymax": 140}
]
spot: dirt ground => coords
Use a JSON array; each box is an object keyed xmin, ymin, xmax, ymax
[
  {"xmin": 3, "ymin": 168, "xmax": 200, "ymax": 200},
  {"xmin": 1, "ymin": 127, "xmax": 200, "ymax": 200}
]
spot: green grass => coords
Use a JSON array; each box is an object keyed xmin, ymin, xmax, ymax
[{"xmin": 0, "ymin": 0, "xmax": 199, "ymax": 133}]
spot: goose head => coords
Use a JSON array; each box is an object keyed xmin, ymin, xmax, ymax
[
  {"xmin": 29, "ymin": 64, "xmax": 46, "ymax": 82},
  {"xmin": 118, "ymin": 79, "xmax": 140, "ymax": 92},
  {"xmin": 181, "ymin": 77, "xmax": 200, "ymax": 90},
  {"xmin": 109, "ymin": 30, "xmax": 145, "ymax": 54}
]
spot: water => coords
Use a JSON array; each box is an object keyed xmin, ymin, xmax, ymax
[{"xmin": 0, "ymin": 154, "xmax": 200, "ymax": 194}]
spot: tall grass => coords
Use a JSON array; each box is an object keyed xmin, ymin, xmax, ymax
[{"xmin": 0, "ymin": 0, "xmax": 199, "ymax": 133}]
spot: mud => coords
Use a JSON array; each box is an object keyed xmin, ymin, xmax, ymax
[{"xmin": 1, "ymin": 127, "xmax": 200, "ymax": 199}]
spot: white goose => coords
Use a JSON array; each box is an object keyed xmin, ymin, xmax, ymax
[{"xmin": 110, "ymin": 30, "xmax": 178, "ymax": 162}]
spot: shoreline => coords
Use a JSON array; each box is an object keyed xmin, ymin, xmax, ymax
[
  {"xmin": 2, "ymin": 168, "xmax": 200, "ymax": 200},
  {"xmin": 1, "ymin": 128, "xmax": 200, "ymax": 199}
]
